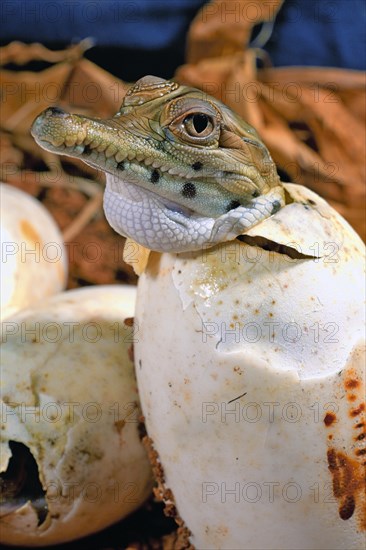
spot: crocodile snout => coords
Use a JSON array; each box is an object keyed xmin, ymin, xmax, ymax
[
  {"xmin": 31, "ymin": 107, "xmax": 88, "ymax": 149},
  {"xmin": 44, "ymin": 106, "xmax": 69, "ymax": 118}
]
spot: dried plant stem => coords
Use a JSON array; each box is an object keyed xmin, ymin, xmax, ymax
[
  {"xmin": 62, "ymin": 192, "xmax": 104, "ymax": 242},
  {"xmin": 36, "ymin": 172, "xmax": 103, "ymax": 196}
]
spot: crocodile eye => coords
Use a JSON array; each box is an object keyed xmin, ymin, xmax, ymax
[{"xmin": 183, "ymin": 113, "xmax": 215, "ymax": 138}]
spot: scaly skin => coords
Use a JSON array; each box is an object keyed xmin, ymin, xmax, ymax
[{"xmin": 31, "ymin": 75, "xmax": 285, "ymax": 252}]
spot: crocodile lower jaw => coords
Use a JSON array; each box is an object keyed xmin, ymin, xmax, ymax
[
  {"xmin": 107, "ymin": 173, "xmax": 195, "ymax": 218},
  {"xmin": 103, "ymin": 173, "xmax": 214, "ymax": 253}
]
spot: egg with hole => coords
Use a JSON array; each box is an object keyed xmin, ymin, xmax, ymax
[
  {"xmin": 0, "ymin": 285, "xmax": 153, "ymax": 546},
  {"xmin": 0, "ymin": 184, "xmax": 67, "ymax": 320},
  {"xmin": 135, "ymin": 184, "xmax": 366, "ymax": 550}
]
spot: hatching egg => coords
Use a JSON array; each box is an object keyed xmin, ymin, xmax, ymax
[{"xmin": 135, "ymin": 184, "xmax": 365, "ymax": 549}]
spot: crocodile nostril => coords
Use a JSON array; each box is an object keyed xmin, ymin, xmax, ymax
[{"xmin": 45, "ymin": 106, "xmax": 68, "ymax": 118}]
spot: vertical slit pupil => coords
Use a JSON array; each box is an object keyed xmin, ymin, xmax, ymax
[{"xmin": 193, "ymin": 114, "xmax": 209, "ymax": 133}]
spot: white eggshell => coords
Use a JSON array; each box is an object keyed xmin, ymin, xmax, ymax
[
  {"xmin": 0, "ymin": 184, "xmax": 67, "ymax": 320},
  {"xmin": 135, "ymin": 184, "xmax": 366, "ymax": 549},
  {"xmin": 0, "ymin": 285, "xmax": 153, "ymax": 546}
]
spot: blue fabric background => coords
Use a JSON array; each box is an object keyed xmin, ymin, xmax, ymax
[
  {"xmin": 266, "ymin": 0, "xmax": 366, "ymax": 70},
  {"xmin": 1, "ymin": 0, "xmax": 365, "ymax": 71},
  {"xmin": 0, "ymin": 0, "xmax": 204, "ymax": 49}
]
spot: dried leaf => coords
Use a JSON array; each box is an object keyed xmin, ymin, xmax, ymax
[
  {"xmin": 186, "ymin": 0, "xmax": 283, "ymax": 63},
  {"xmin": 298, "ymin": 88, "xmax": 365, "ymax": 180},
  {"xmin": 0, "ymin": 39, "xmax": 92, "ymax": 66},
  {"xmin": 0, "ymin": 62, "xmax": 74, "ymax": 132},
  {"xmin": 62, "ymin": 58, "xmax": 128, "ymax": 116},
  {"xmin": 259, "ymin": 66, "xmax": 365, "ymax": 90},
  {"xmin": 0, "ymin": 132, "xmax": 23, "ymax": 167}
]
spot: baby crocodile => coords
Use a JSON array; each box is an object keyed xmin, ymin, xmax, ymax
[{"xmin": 31, "ymin": 75, "xmax": 285, "ymax": 252}]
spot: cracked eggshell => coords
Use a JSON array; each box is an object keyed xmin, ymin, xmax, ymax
[
  {"xmin": 135, "ymin": 184, "xmax": 366, "ymax": 550},
  {"xmin": 0, "ymin": 184, "xmax": 68, "ymax": 320},
  {"xmin": 0, "ymin": 285, "xmax": 153, "ymax": 546}
]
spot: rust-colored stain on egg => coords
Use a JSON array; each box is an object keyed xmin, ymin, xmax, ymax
[
  {"xmin": 345, "ymin": 376, "xmax": 361, "ymax": 404},
  {"xmin": 183, "ymin": 390, "xmax": 192, "ymax": 404},
  {"xmin": 355, "ymin": 448, "xmax": 366, "ymax": 457},
  {"xmin": 344, "ymin": 371, "xmax": 364, "ymax": 412},
  {"xmin": 339, "ymin": 495, "xmax": 356, "ymax": 521},
  {"xmin": 324, "ymin": 412, "xmax": 336, "ymax": 427},
  {"xmin": 20, "ymin": 219, "xmax": 42, "ymax": 245},
  {"xmin": 128, "ymin": 343, "xmax": 134, "ymax": 363},
  {"xmin": 327, "ymin": 449, "xmax": 365, "ymax": 529},
  {"xmin": 345, "ymin": 379, "xmax": 360, "ymax": 390},
  {"xmin": 350, "ymin": 403, "xmax": 365, "ymax": 417},
  {"xmin": 325, "ymin": 358, "xmax": 366, "ymax": 531},
  {"xmin": 114, "ymin": 419, "xmax": 126, "ymax": 433}
]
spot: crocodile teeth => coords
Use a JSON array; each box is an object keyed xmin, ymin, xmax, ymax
[
  {"xmin": 86, "ymin": 139, "xmax": 99, "ymax": 149},
  {"xmin": 167, "ymin": 167, "xmax": 193, "ymax": 179},
  {"xmin": 105, "ymin": 144, "xmax": 118, "ymax": 158},
  {"xmin": 50, "ymin": 136, "xmax": 66, "ymax": 147},
  {"xmin": 115, "ymin": 151, "xmax": 127, "ymax": 163},
  {"xmin": 75, "ymin": 133, "xmax": 86, "ymax": 145},
  {"xmin": 167, "ymin": 167, "xmax": 182, "ymax": 176},
  {"xmin": 65, "ymin": 136, "xmax": 77, "ymax": 147}
]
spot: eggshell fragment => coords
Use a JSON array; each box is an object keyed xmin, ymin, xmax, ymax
[
  {"xmin": 0, "ymin": 285, "xmax": 153, "ymax": 546},
  {"xmin": 0, "ymin": 183, "xmax": 67, "ymax": 320},
  {"xmin": 135, "ymin": 184, "xmax": 366, "ymax": 549}
]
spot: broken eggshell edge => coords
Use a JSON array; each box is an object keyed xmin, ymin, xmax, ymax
[{"xmin": 0, "ymin": 285, "xmax": 153, "ymax": 546}]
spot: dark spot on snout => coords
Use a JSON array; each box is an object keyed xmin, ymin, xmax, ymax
[
  {"xmin": 252, "ymin": 190, "xmax": 260, "ymax": 198},
  {"xmin": 151, "ymin": 169, "xmax": 160, "ymax": 183},
  {"xmin": 226, "ymin": 200, "xmax": 241, "ymax": 212},
  {"xmin": 117, "ymin": 162, "xmax": 125, "ymax": 171},
  {"xmin": 271, "ymin": 200, "xmax": 281, "ymax": 215},
  {"xmin": 83, "ymin": 145, "xmax": 92, "ymax": 156},
  {"xmin": 46, "ymin": 106, "xmax": 68, "ymax": 118},
  {"xmin": 182, "ymin": 182, "xmax": 197, "ymax": 198},
  {"xmin": 192, "ymin": 161, "xmax": 203, "ymax": 171}
]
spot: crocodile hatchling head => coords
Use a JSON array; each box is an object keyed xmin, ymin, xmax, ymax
[{"xmin": 31, "ymin": 75, "xmax": 285, "ymax": 252}]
